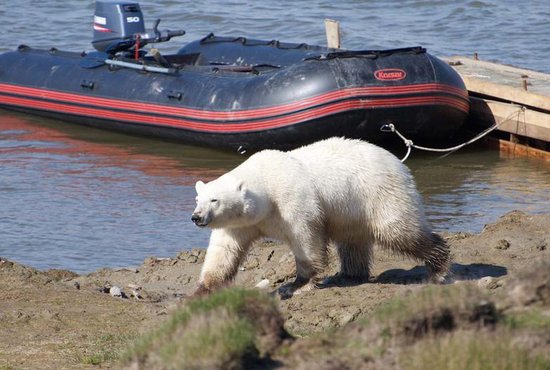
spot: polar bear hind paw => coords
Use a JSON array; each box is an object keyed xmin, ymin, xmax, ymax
[
  {"xmin": 277, "ymin": 280, "xmax": 318, "ymax": 299},
  {"xmin": 321, "ymin": 273, "xmax": 371, "ymax": 287}
]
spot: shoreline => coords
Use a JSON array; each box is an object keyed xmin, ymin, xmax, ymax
[{"xmin": 1, "ymin": 210, "xmax": 548, "ymax": 368}]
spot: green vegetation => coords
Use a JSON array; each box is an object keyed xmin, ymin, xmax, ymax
[
  {"xmin": 502, "ymin": 309, "xmax": 550, "ymax": 331},
  {"xmin": 286, "ymin": 282, "xmax": 549, "ymax": 369},
  {"xmin": 124, "ymin": 288, "xmax": 283, "ymax": 370},
  {"xmin": 369, "ymin": 283, "xmax": 492, "ymax": 337},
  {"xmin": 400, "ymin": 330, "xmax": 550, "ymax": 370},
  {"xmin": 77, "ymin": 333, "xmax": 137, "ymax": 365},
  {"xmin": 118, "ymin": 271, "xmax": 549, "ymax": 369}
]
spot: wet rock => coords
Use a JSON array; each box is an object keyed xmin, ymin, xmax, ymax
[
  {"xmin": 444, "ymin": 231, "xmax": 475, "ymax": 241},
  {"xmin": 255, "ymin": 279, "xmax": 270, "ymax": 289},
  {"xmin": 100, "ymin": 283, "xmax": 112, "ymax": 293},
  {"xmin": 477, "ymin": 276, "xmax": 502, "ymax": 290},
  {"xmin": 495, "ymin": 239, "xmax": 511, "ymax": 250},
  {"xmin": 127, "ymin": 284, "xmax": 142, "ymax": 299},
  {"xmin": 176, "ymin": 249, "xmax": 206, "ymax": 264},
  {"xmin": 477, "ymin": 276, "xmax": 493, "ymax": 288},
  {"xmin": 109, "ymin": 286, "xmax": 122, "ymax": 297},
  {"xmin": 101, "ymin": 283, "xmax": 127, "ymax": 298},
  {"xmin": 130, "ymin": 289, "xmax": 142, "ymax": 299}
]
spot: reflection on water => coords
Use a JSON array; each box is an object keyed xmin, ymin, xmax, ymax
[
  {"xmin": 0, "ymin": 111, "xmax": 548, "ymax": 273},
  {"xmin": 410, "ymin": 151, "xmax": 550, "ymax": 232},
  {"xmin": 0, "ymin": 112, "xmax": 241, "ymax": 273}
]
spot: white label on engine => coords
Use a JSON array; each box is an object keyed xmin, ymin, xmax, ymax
[
  {"xmin": 126, "ymin": 16, "xmax": 140, "ymax": 23},
  {"xmin": 94, "ymin": 15, "xmax": 107, "ymax": 25}
]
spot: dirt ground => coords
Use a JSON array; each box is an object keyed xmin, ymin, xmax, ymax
[{"xmin": 0, "ymin": 210, "xmax": 548, "ymax": 369}]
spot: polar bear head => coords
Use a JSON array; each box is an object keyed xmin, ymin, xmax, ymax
[{"xmin": 191, "ymin": 175, "xmax": 268, "ymax": 229}]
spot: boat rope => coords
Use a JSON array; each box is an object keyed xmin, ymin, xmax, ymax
[{"xmin": 380, "ymin": 105, "xmax": 525, "ymax": 162}]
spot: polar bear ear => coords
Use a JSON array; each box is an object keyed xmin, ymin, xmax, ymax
[
  {"xmin": 236, "ymin": 179, "xmax": 245, "ymax": 193},
  {"xmin": 195, "ymin": 180, "xmax": 205, "ymax": 194}
]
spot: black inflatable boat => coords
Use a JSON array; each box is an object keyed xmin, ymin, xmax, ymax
[{"xmin": 0, "ymin": 1, "xmax": 469, "ymax": 151}]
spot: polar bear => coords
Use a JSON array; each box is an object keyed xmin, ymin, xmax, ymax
[{"xmin": 191, "ymin": 137, "xmax": 449, "ymax": 297}]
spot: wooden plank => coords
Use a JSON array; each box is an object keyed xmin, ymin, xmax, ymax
[
  {"xmin": 469, "ymin": 97, "xmax": 550, "ymax": 142},
  {"xmin": 462, "ymin": 77, "xmax": 550, "ymax": 112},
  {"xmin": 447, "ymin": 56, "xmax": 550, "ymax": 81},
  {"xmin": 324, "ymin": 19, "xmax": 341, "ymax": 49},
  {"xmin": 445, "ymin": 56, "xmax": 550, "ymax": 112},
  {"xmin": 483, "ymin": 137, "xmax": 550, "ymax": 161}
]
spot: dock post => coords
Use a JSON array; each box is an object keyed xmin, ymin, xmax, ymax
[{"xmin": 325, "ymin": 19, "xmax": 341, "ymax": 49}]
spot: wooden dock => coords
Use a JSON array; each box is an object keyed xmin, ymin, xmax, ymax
[
  {"xmin": 324, "ymin": 23, "xmax": 549, "ymax": 159},
  {"xmin": 444, "ymin": 56, "xmax": 550, "ymax": 160}
]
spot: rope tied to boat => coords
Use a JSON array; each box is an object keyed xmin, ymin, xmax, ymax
[{"xmin": 380, "ymin": 105, "xmax": 526, "ymax": 162}]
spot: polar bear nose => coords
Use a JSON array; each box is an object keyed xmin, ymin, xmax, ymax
[{"xmin": 191, "ymin": 213, "xmax": 202, "ymax": 224}]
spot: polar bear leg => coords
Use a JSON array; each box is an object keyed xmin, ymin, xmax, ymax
[
  {"xmin": 377, "ymin": 227, "xmax": 450, "ymax": 283},
  {"xmin": 278, "ymin": 233, "xmax": 327, "ymax": 298},
  {"xmin": 421, "ymin": 232, "xmax": 450, "ymax": 283},
  {"xmin": 195, "ymin": 227, "xmax": 260, "ymax": 295},
  {"xmin": 335, "ymin": 237, "xmax": 373, "ymax": 281},
  {"xmin": 399, "ymin": 232, "xmax": 450, "ymax": 283}
]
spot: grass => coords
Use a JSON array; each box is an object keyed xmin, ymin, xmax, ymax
[
  {"xmin": 502, "ymin": 309, "xmax": 550, "ymax": 331},
  {"xmin": 285, "ymin": 282, "xmax": 545, "ymax": 369},
  {"xmin": 123, "ymin": 288, "xmax": 282, "ymax": 370},
  {"xmin": 400, "ymin": 330, "xmax": 550, "ymax": 370},
  {"xmin": 370, "ymin": 283, "xmax": 550, "ymax": 370},
  {"xmin": 76, "ymin": 333, "xmax": 137, "ymax": 365},
  {"xmin": 119, "ymin": 272, "xmax": 548, "ymax": 369},
  {"xmin": 156, "ymin": 310, "xmax": 257, "ymax": 369},
  {"xmin": 373, "ymin": 284, "xmax": 483, "ymax": 322},
  {"xmin": 368, "ymin": 283, "xmax": 493, "ymax": 338}
]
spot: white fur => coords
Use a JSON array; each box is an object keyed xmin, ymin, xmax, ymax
[{"xmin": 192, "ymin": 137, "xmax": 448, "ymax": 297}]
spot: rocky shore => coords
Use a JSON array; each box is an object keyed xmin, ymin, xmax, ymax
[{"xmin": 0, "ymin": 210, "xmax": 548, "ymax": 369}]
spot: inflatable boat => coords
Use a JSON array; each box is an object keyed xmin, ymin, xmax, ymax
[{"xmin": 0, "ymin": 1, "xmax": 469, "ymax": 152}]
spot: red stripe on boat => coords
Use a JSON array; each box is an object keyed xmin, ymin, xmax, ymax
[
  {"xmin": 0, "ymin": 82, "xmax": 469, "ymax": 122},
  {"xmin": 0, "ymin": 93, "xmax": 469, "ymax": 133}
]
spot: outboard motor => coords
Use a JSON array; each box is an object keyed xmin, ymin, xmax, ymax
[
  {"xmin": 92, "ymin": 1, "xmax": 145, "ymax": 53},
  {"xmin": 92, "ymin": 0, "xmax": 184, "ymax": 55}
]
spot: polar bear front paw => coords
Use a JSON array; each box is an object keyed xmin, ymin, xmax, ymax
[{"xmin": 191, "ymin": 283, "xmax": 211, "ymax": 298}]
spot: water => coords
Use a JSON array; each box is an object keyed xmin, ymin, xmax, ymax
[
  {"xmin": 1, "ymin": 1, "xmax": 549, "ymax": 273},
  {"xmin": 1, "ymin": 0, "xmax": 549, "ymax": 73},
  {"xmin": 0, "ymin": 113, "xmax": 242, "ymax": 272}
]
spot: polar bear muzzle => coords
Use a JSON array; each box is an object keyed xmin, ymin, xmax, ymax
[{"xmin": 191, "ymin": 212, "xmax": 210, "ymax": 227}]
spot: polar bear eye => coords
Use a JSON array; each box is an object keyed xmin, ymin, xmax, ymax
[{"xmin": 210, "ymin": 199, "xmax": 218, "ymax": 203}]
